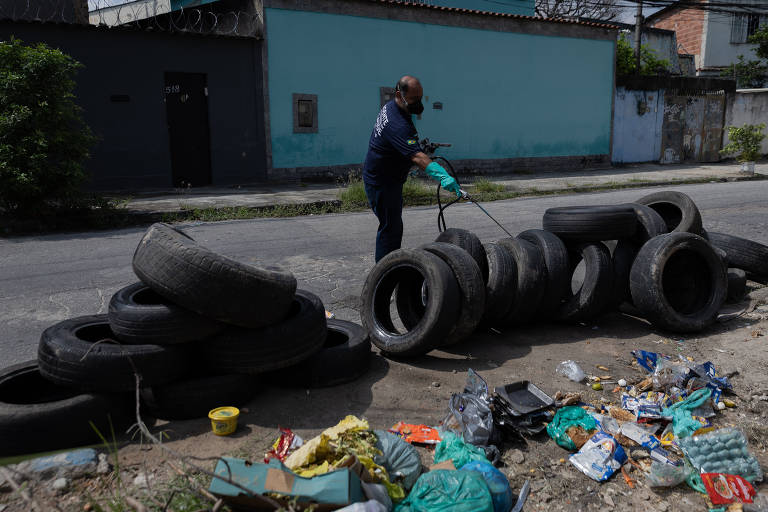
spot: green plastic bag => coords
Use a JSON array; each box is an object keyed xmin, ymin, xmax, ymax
[
  {"xmin": 433, "ymin": 431, "xmax": 487, "ymax": 469},
  {"xmin": 394, "ymin": 470, "xmax": 494, "ymax": 512},
  {"xmin": 546, "ymin": 406, "xmax": 597, "ymax": 451},
  {"xmin": 661, "ymin": 388, "xmax": 711, "ymax": 439}
]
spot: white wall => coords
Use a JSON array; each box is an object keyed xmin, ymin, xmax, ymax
[
  {"xmin": 702, "ymin": 8, "xmax": 764, "ymax": 69},
  {"xmin": 89, "ymin": 0, "xmax": 171, "ymax": 25},
  {"xmin": 724, "ymin": 89, "xmax": 768, "ymax": 155}
]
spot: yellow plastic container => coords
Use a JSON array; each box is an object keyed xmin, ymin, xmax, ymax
[{"xmin": 208, "ymin": 406, "xmax": 239, "ymax": 436}]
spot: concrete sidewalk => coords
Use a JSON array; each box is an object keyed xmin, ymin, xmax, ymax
[{"xmin": 121, "ymin": 161, "xmax": 768, "ymax": 214}]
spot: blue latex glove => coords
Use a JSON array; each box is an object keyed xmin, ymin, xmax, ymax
[{"xmin": 425, "ymin": 161, "xmax": 461, "ymax": 197}]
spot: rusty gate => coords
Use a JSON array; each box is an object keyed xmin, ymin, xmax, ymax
[{"xmin": 660, "ymin": 90, "xmax": 727, "ymax": 164}]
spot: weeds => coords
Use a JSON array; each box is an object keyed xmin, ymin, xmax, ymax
[
  {"xmin": 470, "ymin": 177, "xmax": 505, "ymax": 194},
  {"xmin": 338, "ymin": 174, "xmax": 367, "ymax": 208},
  {"xmin": 337, "ymin": 173, "xmax": 433, "ymax": 209}
]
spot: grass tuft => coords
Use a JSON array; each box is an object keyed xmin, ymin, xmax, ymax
[{"xmin": 470, "ymin": 178, "xmax": 506, "ymax": 194}]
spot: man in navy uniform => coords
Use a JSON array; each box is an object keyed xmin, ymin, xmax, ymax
[{"xmin": 363, "ymin": 75, "xmax": 460, "ymax": 262}]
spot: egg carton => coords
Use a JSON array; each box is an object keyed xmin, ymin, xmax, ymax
[{"xmin": 679, "ymin": 428, "xmax": 763, "ymax": 482}]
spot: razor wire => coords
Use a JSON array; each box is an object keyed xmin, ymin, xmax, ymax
[{"xmin": 0, "ymin": 0, "xmax": 262, "ymax": 38}]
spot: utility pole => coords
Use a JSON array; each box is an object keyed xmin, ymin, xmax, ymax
[{"xmin": 634, "ymin": 0, "xmax": 643, "ymax": 74}]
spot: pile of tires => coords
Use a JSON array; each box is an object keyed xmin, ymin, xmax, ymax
[
  {"xmin": 1, "ymin": 223, "xmax": 371, "ymax": 456},
  {"xmin": 360, "ymin": 191, "xmax": 767, "ymax": 357}
]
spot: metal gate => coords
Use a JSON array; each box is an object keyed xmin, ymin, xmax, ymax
[{"xmin": 660, "ymin": 91, "xmax": 726, "ymax": 164}]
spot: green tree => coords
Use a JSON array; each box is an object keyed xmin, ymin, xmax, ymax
[
  {"xmin": 0, "ymin": 37, "xmax": 96, "ymax": 214},
  {"xmin": 721, "ymin": 55, "xmax": 767, "ymax": 88},
  {"xmin": 616, "ymin": 34, "xmax": 671, "ymax": 76},
  {"xmin": 748, "ymin": 24, "xmax": 768, "ymax": 60},
  {"xmin": 721, "ymin": 24, "xmax": 768, "ymax": 87}
]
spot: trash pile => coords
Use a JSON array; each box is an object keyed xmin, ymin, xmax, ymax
[
  {"xmin": 547, "ymin": 352, "xmax": 766, "ymax": 509},
  {"xmin": 360, "ymin": 190, "xmax": 768, "ymax": 357},
  {"xmin": 207, "ymin": 373, "xmax": 533, "ymax": 512},
  {"xmin": 0, "ymin": 223, "xmax": 372, "ymax": 456},
  {"xmin": 203, "ymin": 360, "xmax": 766, "ymax": 511}
]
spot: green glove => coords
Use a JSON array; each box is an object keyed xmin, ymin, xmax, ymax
[{"xmin": 425, "ymin": 162, "xmax": 461, "ymax": 197}]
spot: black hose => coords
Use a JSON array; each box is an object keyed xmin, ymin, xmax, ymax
[{"xmin": 434, "ymin": 156, "xmax": 462, "ymax": 233}]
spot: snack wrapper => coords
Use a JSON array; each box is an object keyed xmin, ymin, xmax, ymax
[{"xmin": 569, "ymin": 431, "xmax": 627, "ymax": 482}]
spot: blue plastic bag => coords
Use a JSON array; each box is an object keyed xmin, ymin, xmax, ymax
[
  {"xmin": 394, "ymin": 470, "xmax": 494, "ymax": 512},
  {"xmin": 460, "ymin": 461, "xmax": 513, "ymax": 512}
]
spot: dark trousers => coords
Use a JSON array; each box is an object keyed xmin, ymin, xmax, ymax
[{"xmin": 364, "ymin": 180, "xmax": 404, "ymax": 262}]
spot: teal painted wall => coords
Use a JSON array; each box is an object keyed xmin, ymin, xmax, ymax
[
  {"xmin": 431, "ymin": 0, "xmax": 534, "ymax": 16},
  {"xmin": 266, "ymin": 8, "xmax": 614, "ymax": 169}
]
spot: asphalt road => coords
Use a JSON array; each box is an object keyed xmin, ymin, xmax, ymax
[{"xmin": 2, "ymin": 180, "xmax": 767, "ymax": 367}]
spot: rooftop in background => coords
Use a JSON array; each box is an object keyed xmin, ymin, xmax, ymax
[
  {"xmin": 353, "ymin": 0, "xmax": 620, "ymax": 28},
  {"xmin": 575, "ymin": 16, "xmax": 676, "ymax": 35}
]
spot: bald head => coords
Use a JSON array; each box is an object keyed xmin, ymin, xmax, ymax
[{"xmin": 395, "ymin": 75, "xmax": 424, "ymax": 114}]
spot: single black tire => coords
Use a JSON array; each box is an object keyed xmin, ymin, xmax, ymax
[
  {"xmin": 480, "ymin": 242, "xmax": 517, "ymax": 326},
  {"xmin": 38, "ymin": 315, "xmax": 191, "ymax": 393},
  {"xmin": 270, "ymin": 319, "xmax": 372, "ymax": 388},
  {"xmin": 108, "ymin": 282, "xmax": 226, "ymax": 345},
  {"xmin": 0, "ymin": 361, "xmax": 134, "ymax": 457},
  {"xmin": 496, "ymin": 238, "xmax": 547, "ymax": 325},
  {"xmin": 361, "ymin": 249, "xmax": 460, "ymax": 357},
  {"xmin": 196, "ymin": 290, "xmax": 327, "ymax": 375},
  {"xmin": 727, "ymin": 268, "xmax": 748, "ymax": 303},
  {"xmin": 141, "ymin": 374, "xmax": 258, "ymax": 420},
  {"xmin": 518, "ymin": 229, "xmax": 571, "ymax": 316},
  {"xmin": 630, "ymin": 233, "xmax": 727, "ymax": 333},
  {"xmin": 707, "ymin": 232, "xmax": 768, "ymax": 284},
  {"xmin": 132, "ymin": 223, "xmax": 297, "ymax": 328},
  {"xmin": 542, "ymin": 205, "xmax": 637, "ymax": 242},
  {"xmin": 611, "ymin": 240, "xmax": 638, "ymax": 307},
  {"xmin": 398, "ymin": 243, "xmax": 485, "ymax": 345},
  {"xmin": 635, "ymin": 191, "xmax": 705, "ymax": 236},
  {"xmin": 624, "ymin": 203, "xmax": 668, "ymax": 245},
  {"xmin": 557, "ymin": 242, "xmax": 614, "ymax": 322},
  {"xmin": 435, "ymin": 228, "xmax": 489, "ymax": 283}
]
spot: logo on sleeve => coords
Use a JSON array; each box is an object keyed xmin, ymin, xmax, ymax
[{"xmin": 406, "ymin": 139, "xmax": 417, "ymax": 145}]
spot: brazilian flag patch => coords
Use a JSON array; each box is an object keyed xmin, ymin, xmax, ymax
[{"xmin": 407, "ymin": 139, "xmax": 417, "ymax": 145}]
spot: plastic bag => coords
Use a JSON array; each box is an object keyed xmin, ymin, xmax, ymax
[
  {"xmin": 546, "ymin": 406, "xmax": 597, "ymax": 451},
  {"xmin": 460, "ymin": 461, "xmax": 513, "ymax": 512},
  {"xmin": 679, "ymin": 428, "xmax": 763, "ymax": 482},
  {"xmin": 337, "ymin": 501, "xmax": 390, "ymax": 512},
  {"xmin": 433, "ymin": 431, "xmax": 488, "ymax": 470},
  {"xmin": 394, "ymin": 470, "xmax": 494, "ymax": 512},
  {"xmin": 646, "ymin": 459, "xmax": 692, "ymax": 487},
  {"xmin": 556, "ymin": 360, "xmax": 586, "ymax": 382},
  {"xmin": 362, "ymin": 482, "xmax": 393, "ymax": 511},
  {"xmin": 374, "ymin": 430, "xmax": 423, "ymax": 491},
  {"xmin": 444, "ymin": 370, "xmax": 496, "ymax": 446},
  {"xmin": 661, "ymin": 388, "xmax": 711, "ymax": 439},
  {"xmin": 652, "ymin": 358, "xmax": 691, "ymax": 390},
  {"xmin": 464, "ymin": 369, "xmax": 489, "ymax": 399}
]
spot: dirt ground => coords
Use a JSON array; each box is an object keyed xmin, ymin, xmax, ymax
[{"xmin": 2, "ymin": 286, "xmax": 768, "ymax": 511}]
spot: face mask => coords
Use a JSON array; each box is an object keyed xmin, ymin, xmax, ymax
[{"xmin": 399, "ymin": 91, "xmax": 424, "ymax": 116}]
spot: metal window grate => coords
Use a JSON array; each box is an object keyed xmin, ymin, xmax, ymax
[{"xmin": 292, "ymin": 93, "xmax": 318, "ymax": 134}]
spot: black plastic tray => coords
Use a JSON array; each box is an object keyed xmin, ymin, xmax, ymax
[{"xmin": 494, "ymin": 381, "xmax": 554, "ymax": 416}]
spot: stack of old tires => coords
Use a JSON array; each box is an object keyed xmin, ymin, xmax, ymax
[
  {"xmin": 361, "ymin": 190, "xmax": 768, "ymax": 358},
  {"xmin": 0, "ymin": 223, "xmax": 370, "ymax": 457}
]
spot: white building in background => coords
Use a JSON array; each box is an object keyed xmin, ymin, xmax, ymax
[
  {"xmin": 648, "ymin": 0, "xmax": 768, "ymax": 75},
  {"xmin": 89, "ymin": 0, "xmax": 172, "ymax": 25}
]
